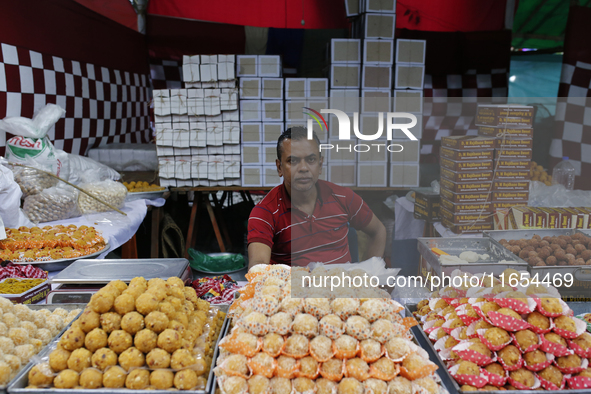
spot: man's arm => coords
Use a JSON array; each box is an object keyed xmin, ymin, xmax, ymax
[
  {"xmin": 248, "ymin": 242, "xmax": 272, "ymax": 269},
  {"xmin": 359, "ymin": 215, "xmax": 386, "ymax": 261}
]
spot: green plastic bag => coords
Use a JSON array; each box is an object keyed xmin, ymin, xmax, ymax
[{"xmin": 188, "ymin": 249, "xmax": 246, "ymax": 273}]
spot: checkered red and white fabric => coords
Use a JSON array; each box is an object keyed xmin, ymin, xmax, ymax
[
  {"xmin": 0, "ymin": 42, "xmax": 151, "ymax": 157},
  {"xmin": 150, "ymin": 58, "xmax": 183, "ymax": 90},
  {"xmin": 420, "ymin": 68, "xmax": 509, "ymax": 164},
  {"xmin": 549, "ymin": 61, "xmax": 591, "ymax": 189}
]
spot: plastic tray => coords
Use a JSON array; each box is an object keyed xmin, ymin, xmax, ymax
[
  {"xmin": 1, "ymin": 303, "xmax": 86, "ymax": 394},
  {"xmin": 418, "ymin": 237, "xmax": 528, "ymax": 277},
  {"xmin": 406, "ymin": 302, "xmax": 591, "ymax": 394},
  {"xmin": 8, "ymin": 305, "xmax": 229, "ymax": 394}
]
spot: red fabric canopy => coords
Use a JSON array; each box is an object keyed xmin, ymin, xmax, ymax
[
  {"xmin": 74, "ymin": 0, "xmax": 138, "ymax": 31},
  {"xmin": 147, "ymin": 0, "xmax": 349, "ymax": 29}
]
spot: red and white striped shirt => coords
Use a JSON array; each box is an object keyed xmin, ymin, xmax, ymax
[{"xmin": 247, "ymin": 180, "xmax": 374, "ymax": 266}]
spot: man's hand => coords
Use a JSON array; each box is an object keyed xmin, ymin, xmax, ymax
[
  {"xmin": 360, "ymin": 215, "xmax": 387, "ymax": 262},
  {"xmin": 247, "ymin": 242, "xmax": 272, "ymax": 269}
]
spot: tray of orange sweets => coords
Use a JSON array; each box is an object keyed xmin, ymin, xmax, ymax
[
  {"xmin": 212, "ymin": 263, "xmax": 452, "ymax": 394},
  {"xmin": 0, "ymin": 225, "xmax": 109, "ymax": 271},
  {"xmin": 410, "ymin": 267, "xmax": 591, "ymax": 393}
]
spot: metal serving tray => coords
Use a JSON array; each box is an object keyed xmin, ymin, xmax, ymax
[
  {"xmin": 484, "ymin": 229, "xmax": 591, "ymax": 297},
  {"xmin": 208, "ymin": 312, "xmax": 231, "ymax": 394},
  {"xmin": 50, "ymin": 258, "xmax": 190, "ymax": 284},
  {"xmin": 9, "ymin": 305, "xmax": 229, "ymax": 394},
  {"xmin": 125, "ymin": 188, "xmax": 167, "ymax": 202},
  {"xmin": 12, "ymin": 243, "xmax": 110, "ymax": 272},
  {"xmin": 1, "ymin": 303, "xmax": 86, "ymax": 394},
  {"xmin": 406, "ymin": 303, "xmax": 591, "ymax": 394},
  {"xmin": 418, "ymin": 237, "xmax": 528, "ymax": 277}
]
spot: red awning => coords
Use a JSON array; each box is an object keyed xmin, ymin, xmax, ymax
[{"xmin": 147, "ymin": 0, "xmax": 349, "ymax": 29}]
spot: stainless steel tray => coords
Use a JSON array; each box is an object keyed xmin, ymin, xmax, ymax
[
  {"xmin": 484, "ymin": 229, "xmax": 591, "ymax": 296},
  {"xmin": 125, "ymin": 188, "xmax": 167, "ymax": 202},
  {"xmin": 9, "ymin": 305, "xmax": 228, "ymax": 394},
  {"xmin": 1, "ymin": 303, "xmax": 86, "ymax": 394},
  {"xmin": 418, "ymin": 237, "xmax": 528, "ymax": 277},
  {"xmin": 13, "ymin": 243, "xmax": 110, "ymax": 272},
  {"xmin": 50, "ymin": 258, "xmax": 190, "ymax": 284},
  {"xmin": 406, "ymin": 303, "xmax": 591, "ymax": 393},
  {"xmin": 208, "ymin": 311, "xmax": 231, "ymax": 394}
]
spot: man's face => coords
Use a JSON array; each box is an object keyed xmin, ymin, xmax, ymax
[{"xmin": 277, "ymin": 138, "xmax": 323, "ymax": 193}]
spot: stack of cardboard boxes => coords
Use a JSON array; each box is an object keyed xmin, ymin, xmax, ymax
[
  {"xmin": 505, "ymin": 206, "xmax": 591, "ymax": 230},
  {"xmin": 476, "ymin": 104, "xmax": 534, "ymax": 230},
  {"xmin": 155, "ymin": 54, "xmax": 240, "ymax": 187},
  {"xmin": 439, "ymin": 104, "xmax": 534, "ymax": 233},
  {"xmin": 439, "ymin": 135, "xmax": 496, "ymax": 233}
]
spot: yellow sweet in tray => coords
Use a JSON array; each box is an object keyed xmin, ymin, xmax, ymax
[
  {"xmin": 0, "ymin": 278, "xmax": 46, "ymax": 294},
  {"xmin": 123, "ymin": 181, "xmax": 165, "ymax": 193}
]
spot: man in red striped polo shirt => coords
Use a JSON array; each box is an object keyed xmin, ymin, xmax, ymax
[{"xmin": 247, "ymin": 126, "xmax": 386, "ymax": 268}]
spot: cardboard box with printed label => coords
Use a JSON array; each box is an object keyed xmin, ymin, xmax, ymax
[
  {"xmin": 239, "ymin": 78, "xmax": 261, "ymax": 99},
  {"xmin": 492, "ymin": 191, "xmax": 529, "ymax": 202},
  {"xmin": 494, "ymin": 138, "xmax": 534, "ymax": 149},
  {"xmin": 493, "ymin": 159, "xmax": 531, "ymax": 170},
  {"xmin": 441, "ymin": 136, "xmax": 496, "ymax": 150},
  {"xmin": 440, "ymin": 168, "xmax": 495, "ymax": 183},
  {"xmin": 475, "ymin": 104, "xmax": 534, "ymax": 127},
  {"xmin": 263, "ymin": 145, "xmax": 278, "ymax": 165},
  {"xmin": 441, "ymin": 198, "xmax": 492, "ymax": 214},
  {"xmin": 492, "ymin": 201, "xmax": 528, "ymax": 210},
  {"xmin": 440, "ymin": 147, "xmax": 494, "ymax": 161},
  {"xmin": 237, "ymin": 55, "xmax": 258, "ymax": 77},
  {"xmin": 442, "ymin": 217, "xmax": 494, "ymax": 234},
  {"xmin": 262, "ymin": 100, "xmax": 284, "ymax": 122},
  {"xmin": 441, "ymin": 208, "xmax": 492, "ymax": 225},
  {"xmin": 495, "ymin": 149, "xmax": 533, "ymax": 161},
  {"xmin": 478, "ymin": 125, "xmax": 534, "ymax": 139},
  {"xmin": 440, "ymin": 188, "xmax": 492, "ymax": 203},
  {"xmin": 365, "ymin": 0, "xmax": 395, "ymax": 13},
  {"xmin": 414, "ymin": 191, "xmax": 441, "ymax": 221},
  {"xmin": 440, "ymin": 178, "xmax": 493, "ymax": 193},
  {"xmin": 493, "ymin": 170, "xmax": 531, "ymax": 181},
  {"xmin": 492, "ymin": 180, "xmax": 530, "ymax": 192},
  {"xmin": 286, "ymin": 78, "xmax": 307, "ymax": 98}
]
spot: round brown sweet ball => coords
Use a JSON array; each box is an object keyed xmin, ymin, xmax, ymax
[
  {"xmin": 54, "ymin": 369, "xmax": 79, "ymax": 389},
  {"xmin": 518, "ymin": 240, "xmax": 528, "ymax": 249},
  {"xmin": 566, "ymin": 254, "xmax": 576, "ymax": 265},
  {"xmin": 537, "ymin": 250, "xmax": 550, "ymax": 261},
  {"xmin": 92, "ymin": 348, "xmax": 118, "ymax": 371},
  {"xmin": 519, "ymin": 250, "xmax": 530, "ymax": 259},
  {"xmin": 533, "ymin": 234, "xmax": 542, "ymax": 241},
  {"xmin": 174, "ymin": 369, "xmax": 199, "ymax": 390},
  {"xmin": 49, "ymin": 348, "xmax": 71, "ymax": 372},
  {"xmin": 529, "ymin": 239, "xmax": 540, "ymax": 249},
  {"xmin": 108, "ymin": 330, "xmax": 133, "ymax": 354},
  {"xmin": 543, "ymin": 236, "xmax": 553, "ymax": 242},
  {"xmin": 121, "ymin": 312, "xmax": 144, "ymax": 335},
  {"xmin": 84, "ymin": 328, "xmax": 108, "ymax": 353},
  {"xmin": 134, "ymin": 329, "xmax": 158, "ymax": 353},
  {"xmin": 500, "ymin": 239, "xmax": 508, "ymax": 245},
  {"xmin": 80, "ymin": 368, "xmax": 103, "ymax": 389},
  {"xmin": 157, "ymin": 329, "xmax": 182, "ymax": 353},
  {"xmin": 567, "ymin": 247, "xmax": 577, "ymax": 256},
  {"xmin": 150, "ymin": 370, "xmax": 174, "ymax": 390},
  {"xmin": 146, "ymin": 348, "xmax": 171, "ymax": 369},
  {"xmin": 126, "ymin": 369, "xmax": 150, "ymax": 389},
  {"xmin": 67, "ymin": 348, "xmax": 93, "ymax": 372},
  {"xmin": 118, "ymin": 347, "xmax": 145, "ymax": 372},
  {"xmin": 536, "ymin": 262, "xmax": 546, "ymax": 267},
  {"xmin": 102, "ymin": 365, "xmax": 127, "ymax": 388},
  {"xmin": 525, "ymin": 258, "xmax": 533, "ymax": 266},
  {"xmin": 582, "ymin": 236, "xmax": 591, "ymax": 246},
  {"xmin": 90, "ymin": 292, "xmax": 115, "ymax": 314},
  {"xmin": 28, "ymin": 363, "xmax": 54, "ymax": 386},
  {"xmin": 556, "ymin": 239, "xmax": 568, "ymax": 249},
  {"xmin": 582, "ymin": 250, "xmax": 591, "ymax": 260},
  {"xmin": 576, "ymin": 258, "xmax": 586, "ymax": 266},
  {"xmin": 509, "ymin": 240, "xmax": 517, "ymax": 246},
  {"xmin": 144, "ymin": 311, "xmax": 169, "ymax": 334},
  {"xmin": 576, "ymin": 244, "xmax": 587, "ymax": 253},
  {"xmin": 528, "ymin": 251, "xmax": 538, "ymax": 259},
  {"xmin": 512, "ymin": 246, "xmax": 522, "ymax": 254},
  {"xmin": 550, "ymin": 243, "xmax": 561, "ymax": 251},
  {"xmin": 546, "ymin": 256, "xmax": 558, "ymax": 266},
  {"xmin": 540, "ymin": 240, "xmax": 550, "ymax": 248},
  {"xmin": 554, "ymin": 250, "xmax": 566, "ymax": 261},
  {"xmin": 559, "ymin": 260, "xmax": 568, "ymax": 266},
  {"xmin": 114, "ymin": 293, "xmax": 136, "ymax": 315},
  {"xmin": 587, "ymin": 260, "xmax": 591, "ymax": 265},
  {"xmin": 60, "ymin": 325, "xmax": 86, "ymax": 351},
  {"xmin": 100, "ymin": 312, "xmax": 122, "ymax": 334},
  {"xmin": 78, "ymin": 310, "xmax": 100, "ymax": 333}
]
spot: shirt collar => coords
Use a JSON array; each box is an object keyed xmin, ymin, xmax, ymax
[{"xmin": 281, "ymin": 179, "xmax": 331, "ymax": 210}]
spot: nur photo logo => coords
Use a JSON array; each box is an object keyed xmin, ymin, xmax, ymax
[{"xmin": 303, "ymin": 108, "xmax": 418, "ymax": 153}]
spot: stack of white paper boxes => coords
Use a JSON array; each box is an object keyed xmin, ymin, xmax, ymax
[
  {"xmin": 326, "ymin": 35, "xmax": 423, "ymax": 187},
  {"xmin": 237, "ymin": 54, "xmax": 330, "ymax": 187},
  {"xmin": 154, "ymin": 54, "xmax": 240, "ymax": 187}
]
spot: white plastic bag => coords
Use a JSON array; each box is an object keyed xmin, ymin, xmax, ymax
[
  {"xmin": 0, "ymin": 164, "xmax": 34, "ymax": 228},
  {"xmin": 66, "ymin": 154, "xmax": 121, "ymax": 184},
  {"xmin": 1, "ymin": 104, "xmax": 66, "ymax": 175},
  {"xmin": 78, "ymin": 180, "xmax": 127, "ymax": 214},
  {"xmin": 23, "ymin": 186, "xmax": 80, "ymax": 224}
]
